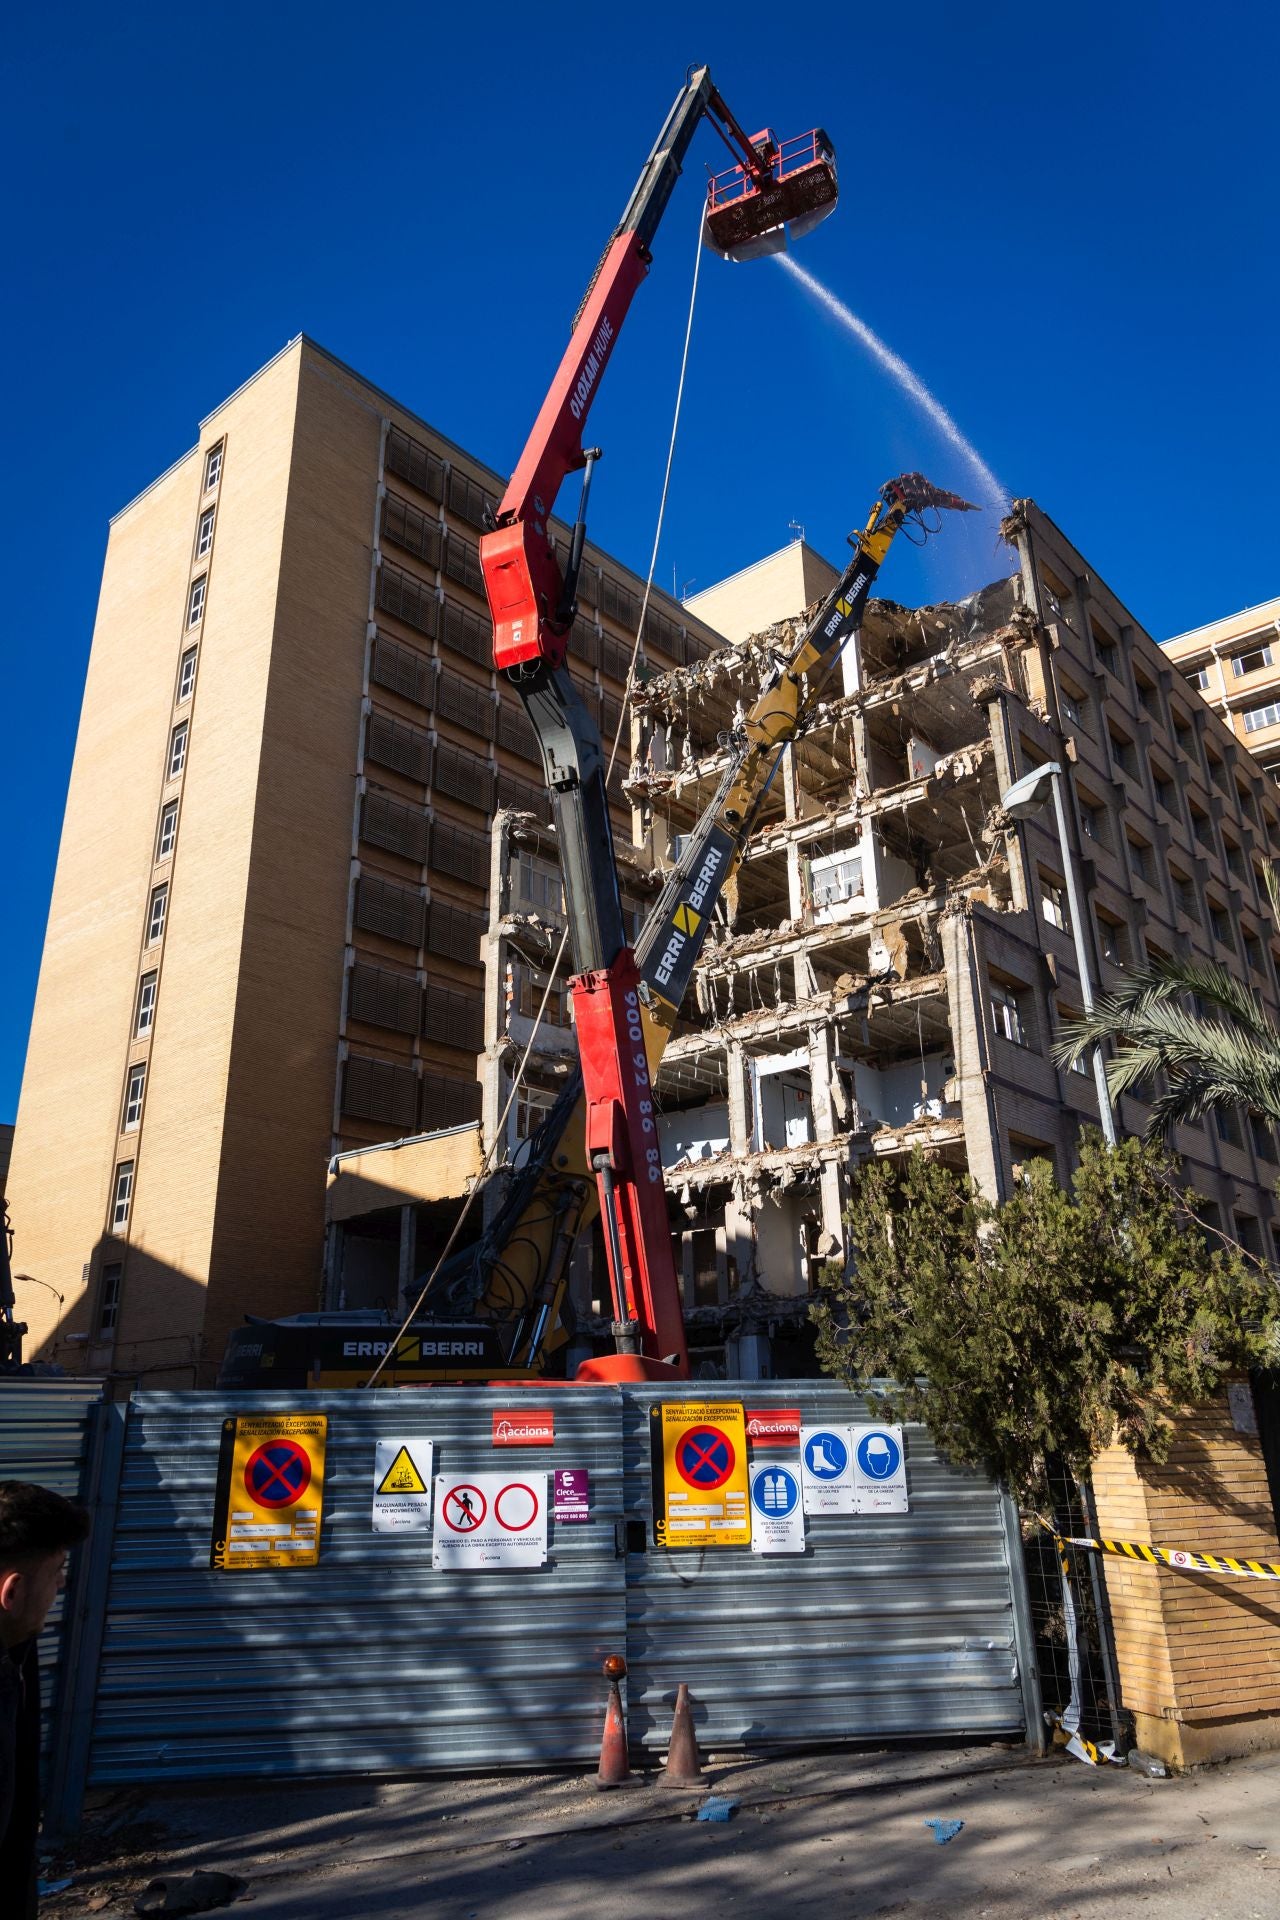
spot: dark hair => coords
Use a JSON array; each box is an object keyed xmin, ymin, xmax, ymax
[{"xmin": 0, "ymin": 1481, "xmax": 90, "ymax": 1568}]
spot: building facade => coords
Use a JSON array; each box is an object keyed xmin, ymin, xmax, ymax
[
  {"xmin": 8, "ymin": 336, "xmax": 722, "ymax": 1384},
  {"xmin": 479, "ymin": 507, "xmax": 1280, "ymax": 1376},
  {"xmin": 1164, "ymin": 593, "xmax": 1280, "ymax": 779}
]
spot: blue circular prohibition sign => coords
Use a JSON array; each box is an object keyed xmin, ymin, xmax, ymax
[
  {"xmin": 803, "ymin": 1430, "xmax": 848, "ymax": 1479},
  {"xmin": 856, "ymin": 1431, "xmax": 902, "ymax": 1480},
  {"xmin": 751, "ymin": 1467, "xmax": 799, "ymax": 1517}
]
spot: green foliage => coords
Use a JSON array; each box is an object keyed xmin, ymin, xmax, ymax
[{"xmin": 811, "ymin": 1134, "xmax": 1275, "ymax": 1504}]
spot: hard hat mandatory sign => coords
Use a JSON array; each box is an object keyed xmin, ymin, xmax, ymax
[
  {"xmin": 371, "ymin": 1436, "xmax": 434, "ymax": 1532},
  {"xmin": 209, "ymin": 1413, "xmax": 327, "ymax": 1571},
  {"xmin": 432, "ymin": 1471, "xmax": 548, "ymax": 1569}
]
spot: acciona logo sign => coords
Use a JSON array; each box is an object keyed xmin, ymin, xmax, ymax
[
  {"xmin": 745, "ymin": 1408, "xmax": 801, "ymax": 1445},
  {"xmin": 492, "ymin": 1409, "xmax": 556, "ymax": 1446}
]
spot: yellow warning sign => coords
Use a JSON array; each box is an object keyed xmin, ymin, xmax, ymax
[
  {"xmin": 378, "ymin": 1445, "xmax": 428, "ymax": 1495},
  {"xmin": 651, "ymin": 1402, "xmax": 750, "ymax": 1549},
  {"xmin": 673, "ymin": 904, "xmax": 701, "ymax": 936},
  {"xmin": 209, "ymin": 1413, "xmax": 327, "ymax": 1571},
  {"xmin": 372, "ymin": 1435, "xmax": 434, "ymax": 1533}
]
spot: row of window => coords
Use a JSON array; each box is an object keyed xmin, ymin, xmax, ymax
[{"xmin": 104, "ymin": 442, "xmax": 222, "ymax": 1260}]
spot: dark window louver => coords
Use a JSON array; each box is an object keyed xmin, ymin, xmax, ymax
[
  {"xmin": 376, "ymin": 560, "xmax": 439, "ymax": 638},
  {"xmin": 354, "ymin": 875, "xmax": 426, "ymax": 947},
  {"xmin": 386, "ymin": 425, "xmax": 445, "ymax": 502},
  {"xmin": 361, "ymin": 791, "xmax": 429, "ymax": 864},
  {"xmin": 349, "ymin": 963, "xmax": 421, "ymax": 1034}
]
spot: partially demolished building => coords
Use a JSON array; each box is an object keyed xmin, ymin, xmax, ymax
[{"xmin": 484, "ymin": 500, "xmax": 1280, "ymax": 1376}]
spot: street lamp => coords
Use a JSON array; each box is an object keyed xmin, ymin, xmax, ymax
[{"xmin": 1000, "ymin": 761, "xmax": 1118, "ymax": 1147}]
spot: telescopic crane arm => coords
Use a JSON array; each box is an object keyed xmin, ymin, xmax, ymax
[{"xmin": 480, "ymin": 68, "xmax": 838, "ymax": 1382}]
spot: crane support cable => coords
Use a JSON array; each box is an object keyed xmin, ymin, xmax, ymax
[{"xmin": 606, "ymin": 205, "xmax": 704, "ymax": 778}]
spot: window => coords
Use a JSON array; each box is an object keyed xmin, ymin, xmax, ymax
[
  {"xmin": 203, "ymin": 444, "xmax": 223, "ymax": 491},
  {"xmin": 167, "ymin": 722, "xmax": 188, "ymax": 780},
  {"xmin": 146, "ymin": 884, "xmax": 168, "ymax": 946},
  {"xmin": 511, "ymin": 852, "xmax": 565, "ymax": 924},
  {"xmin": 1059, "ymin": 685, "xmax": 1084, "ymax": 729},
  {"xmin": 1056, "ymin": 1004, "xmax": 1088, "ymax": 1074},
  {"xmin": 156, "ymin": 801, "xmax": 179, "ymax": 861},
  {"xmin": 196, "ymin": 507, "xmax": 215, "ymax": 558},
  {"xmin": 1243, "ymin": 930, "xmax": 1264, "ymax": 976},
  {"xmin": 1223, "ymin": 836, "xmax": 1246, "ymax": 879},
  {"xmin": 1171, "ymin": 869, "xmax": 1197, "ymax": 920},
  {"xmin": 111, "ymin": 1161, "xmax": 135, "ymax": 1232},
  {"xmin": 515, "ymin": 964, "xmax": 572, "ymax": 1028},
  {"xmin": 1208, "ymin": 900, "xmax": 1234, "ymax": 950},
  {"xmin": 515, "ymin": 1084, "xmax": 557, "ymax": 1141},
  {"xmin": 1152, "ymin": 766, "xmax": 1175, "ymax": 814},
  {"xmin": 1250, "ymin": 1113, "xmax": 1276, "ymax": 1162},
  {"xmin": 1135, "ymin": 676, "xmax": 1160, "ymax": 720},
  {"xmin": 1096, "ymin": 910, "xmax": 1127, "ymax": 967},
  {"xmin": 122, "ymin": 1062, "xmax": 145, "ymax": 1132},
  {"xmin": 1040, "ymin": 871, "xmax": 1069, "ymax": 933},
  {"xmin": 1232, "ymin": 644, "xmax": 1275, "ymax": 678},
  {"xmin": 990, "ymin": 980, "xmax": 1027, "ymax": 1047},
  {"xmin": 1127, "ymin": 834, "xmax": 1154, "ymax": 885},
  {"xmin": 135, "ymin": 971, "xmax": 158, "ymax": 1036},
  {"xmin": 1215, "ymin": 1107, "xmax": 1244, "ymax": 1149},
  {"xmin": 1109, "ymin": 725, "xmax": 1138, "ymax": 778},
  {"xmin": 1234, "ymin": 1212, "xmax": 1264, "ymax": 1260},
  {"xmin": 187, "ymin": 576, "xmax": 206, "ymax": 627},
  {"xmin": 1189, "ymin": 802, "xmax": 1215, "ymax": 850},
  {"xmin": 98, "ymin": 1263, "xmax": 123, "ymax": 1337},
  {"xmin": 1244, "ymin": 700, "xmax": 1280, "ymax": 735},
  {"xmin": 177, "ymin": 646, "xmax": 198, "ymax": 704},
  {"xmin": 811, "ymin": 850, "xmax": 864, "ymax": 909},
  {"xmin": 1184, "ymin": 666, "xmax": 1211, "ymax": 693}
]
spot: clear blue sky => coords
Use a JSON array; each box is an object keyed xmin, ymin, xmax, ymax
[{"xmin": 3, "ymin": 1, "xmax": 1278, "ymax": 1121}]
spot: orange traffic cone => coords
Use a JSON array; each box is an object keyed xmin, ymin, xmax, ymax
[
  {"xmin": 595, "ymin": 1655, "xmax": 632, "ymax": 1789},
  {"xmin": 660, "ymin": 1682, "xmax": 705, "ymax": 1788}
]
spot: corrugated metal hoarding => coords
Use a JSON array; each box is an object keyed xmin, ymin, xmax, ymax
[
  {"xmin": 76, "ymin": 1381, "xmax": 1036, "ymax": 1796},
  {"xmin": 89, "ymin": 1389, "xmax": 626, "ymax": 1784},
  {"xmin": 621, "ymin": 1381, "xmax": 1033, "ymax": 1750}
]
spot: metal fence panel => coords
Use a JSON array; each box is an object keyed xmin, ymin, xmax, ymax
[
  {"xmin": 0, "ymin": 1377, "xmax": 107, "ymax": 1762},
  {"xmin": 621, "ymin": 1381, "xmax": 1035, "ymax": 1748},
  {"xmin": 88, "ymin": 1388, "xmax": 628, "ymax": 1784}
]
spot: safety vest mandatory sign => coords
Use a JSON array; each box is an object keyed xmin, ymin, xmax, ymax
[
  {"xmin": 651, "ymin": 1402, "xmax": 750, "ymax": 1549},
  {"xmin": 432, "ymin": 1471, "xmax": 548, "ymax": 1569},
  {"xmin": 209, "ymin": 1413, "xmax": 327, "ymax": 1571},
  {"xmin": 371, "ymin": 1436, "xmax": 434, "ymax": 1533}
]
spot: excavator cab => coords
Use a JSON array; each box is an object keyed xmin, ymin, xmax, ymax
[{"xmin": 703, "ymin": 127, "xmax": 838, "ymax": 261}]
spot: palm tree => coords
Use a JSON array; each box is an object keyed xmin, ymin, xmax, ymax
[{"xmin": 1055, "ymin": 870, "xmax": 1280, "ymax": 1140}]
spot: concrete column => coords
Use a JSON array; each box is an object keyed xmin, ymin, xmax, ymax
[
  {"xmin": 726, "ymin": 1042, "xmax": 752, "ymax": 1155},
  {"xmin": 397, "ymin": 1205, "xmax": 418, "ymax": 1315},
  {"xmin": 722, "ymin": 1195, "xmax": 755, "ymax": 1296},
  {"xmin": 807, "ymin": 1023, "xmax": 846, "ymax": 1257},
  {"xmin": 940, "ymin": 907, "xmax": 1007, "ymax": 1204}
]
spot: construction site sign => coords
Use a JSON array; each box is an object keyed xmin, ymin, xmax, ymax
[
  {"xmin": 852, "ymin": 1425, "xmax": 908, "ymax": 1514},
  {"xmin": 210, "ymin": 1413, "xmax": 327, "ymax": 1570},
  {"xmin": 799, "ymin": 1424, "xmax": 855, "ymax": 1516},
  {"xmin": 651, "ymin": 1402, "xmax": 750, "ymax": 1548},
  {"xmin": 371, "ymin": 1436, "xmax": 434, "ymax": 1532},
  {"xmin": 432, "ymin": 1471, "xmax": 548, "ymax": 1569},
  {"xmin": 749, "ymin": 1459, "xmax": 805, "ymax": 1555}
]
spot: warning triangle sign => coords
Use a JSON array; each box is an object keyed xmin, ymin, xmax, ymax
[{"xmin": 377, "ymin": 1445, "xmax": 428, "ymax": 1495}]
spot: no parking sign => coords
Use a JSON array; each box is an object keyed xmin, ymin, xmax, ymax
[
  {"xmin": 651, "ymin": 1402, "xmax": 751, "ymax": 1548},
  {"xmin": 209, "ymin": 1413, "xmax": 327, "ymax": 1570}
]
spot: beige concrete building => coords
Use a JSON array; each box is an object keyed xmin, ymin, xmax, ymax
[
  {"xmin": 1164, "ymin": 593, "xmax": 1280, "ymax": 778},
  {"xmin": 478, "ymin": 511, "xmax": 1280, "ymax": 1376},
  {"xmin": 683, "ymin": 539, "xmax": 838, "ymax": 645},
  {"xmin": 8, "ymin": 336, "xmax": 722, "ymax": 1385}
]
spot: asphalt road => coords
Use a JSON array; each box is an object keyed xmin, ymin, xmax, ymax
[{"xmin": 56, "ymin": 1745, "xmax": 1280, "ymax": 1920}]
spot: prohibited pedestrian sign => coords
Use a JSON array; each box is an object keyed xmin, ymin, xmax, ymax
[
  {"xmin": 432, "ymin": 1472, "xmax": 547, "ymax": 1568},
  {"xmin": 210, "ymin": 1414, "xmax": 327, "ymax": 1571},
  {"xmin": 652, "ymin": 1403, "xmax": 750, "ymax": 1548},
  {"xmin": 371, "ymin": 1437, "xmax": 434, "ymax": 1532}
]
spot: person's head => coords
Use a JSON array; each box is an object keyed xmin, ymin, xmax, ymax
[{"xmin": 0, "ymin": 1481, "xmax": 90, "ymax": 1648}]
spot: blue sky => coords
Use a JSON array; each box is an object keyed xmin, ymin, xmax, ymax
[{"xmin": 3, "ymin": 1, "xmax": 1278, "ymax": 1121}]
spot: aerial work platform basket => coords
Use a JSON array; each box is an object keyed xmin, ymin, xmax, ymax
[{"xmin": 703, "ymin": 128, "xmax": 838, "ymax": 261}]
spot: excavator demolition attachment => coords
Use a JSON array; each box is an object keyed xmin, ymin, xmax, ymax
[{"xmin": 703, "ymin": 127, "xmax": 838, "ymax": 261}]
